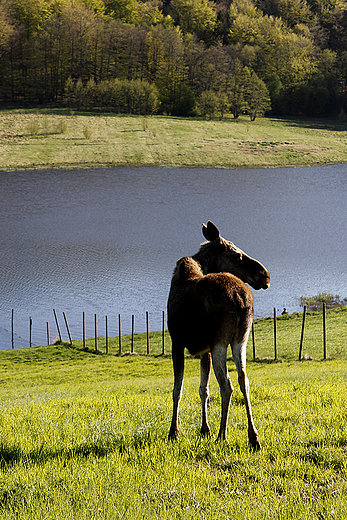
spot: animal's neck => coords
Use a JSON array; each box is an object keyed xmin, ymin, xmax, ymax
[{"xmin": 192, "ymin": 244, "xmax": 218, "ymax": 275}]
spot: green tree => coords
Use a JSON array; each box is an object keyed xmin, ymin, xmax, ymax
[
  {"xmin": 257, "ymin": 0, "xmax": 313, "ymax": 27},
  {"xmin": 84, "ymin": 77, "xmax": 97, "ymax": 107},
  {"xmin": 228, "ymin": 59, "xmax": 249, "ymax": 118},
  {"xmin": 228, "ymin": 0, "xmax": 317, "ymax": 90},
  {"xmin": 146, "ymin": 25, "xmax": 187, "ymax": 114},
  {"xmin": 137, "ymin": 1, "xmax": 174, "ymax": 28},
  {"xmin": 64, "ymin": 76, "xmax": 75, "ymax": 106},
  {"xmin": 0, "ymin": 1, "xmax": 15, "ymax": 54},
  {"xmin": 171, "ymin": 0, "xmax": 217, "ymax": 43},
  {"xmin": 199, "ymin": 89, "xmax": 218, "ymax": 118},
  {"xmin": 173, "ymin": 83, "xmax": 196, "ymax": 116},
  {"xmin": 216, "ymin": 90, "xmax": 229, "ymax": 119},
  {"xmin": 10, "ymin": 0, "xmax": 52, "ymax": 34},
  {"xmin": 244, "ymin": 70, "xmax": 271, "ymax": 120},
  {"xmin": 58, "ymin": 4, "xmax": 99, "ymax": 80},
  {"xmin": 74, "ymin": 77, "xmax": 84, "ymax": 109},
  {"xmin": 104, "ymin": 0, "xmax": 140, "ymax": 24}
]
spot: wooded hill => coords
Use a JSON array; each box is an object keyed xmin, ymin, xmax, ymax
[{"xmin": 1, "ymin": 0, "xmax": 347, "ymax": 118}]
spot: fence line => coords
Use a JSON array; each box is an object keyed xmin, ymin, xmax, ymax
[
  {"xmin": 2, "ymin": 306, "xmax": 331, "ymax": 358},
  {"xmin": 47, "ymin": 321, "xmax": 50, "ymax": 346},
  {"xmin": 299, "ymin": 305, "xmax": 307, "ymax": 360},
  {"xmin": 251, "ymin": 306, "xmax": 328, "ymax": 361},
  {"xmin": 273, "ymin": 307, "xmax": 278, "ymax": 361}
]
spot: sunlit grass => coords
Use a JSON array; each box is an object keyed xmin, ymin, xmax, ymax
[
  {"xmin": 252, "ymin": 307, "xmax": 347, "ymax": 361},
  {"xmin": 0, "ymin": 311, "xmax": 347, "ymax": 518}
]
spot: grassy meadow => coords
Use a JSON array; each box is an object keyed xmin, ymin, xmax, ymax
[
  {"xmin": 1, "ymin": 109, "xmax": 347, "ymax": 517},
  {"xmin": 1, "ymin": 108, "xmax": 347, "ymax": 170},
  {"xmin": 0, "ymin": 308, "xmax": 347, "ymax": 518}
]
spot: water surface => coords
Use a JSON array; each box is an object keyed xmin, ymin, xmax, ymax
[{"xmin": 1, "ymin": 164, "xmax": 346, "ymax": 349}]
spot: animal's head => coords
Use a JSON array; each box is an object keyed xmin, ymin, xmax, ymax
[{"xmin": 198, "ymin": 221, "xmax": 270, "ymax": 291}]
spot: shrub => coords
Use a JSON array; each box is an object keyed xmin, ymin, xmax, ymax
[
  {"xmin": 141, "ymin": 117, "xmax": 149, "ymax": 131},
  {"xmin": 83, "ymin": 125, "xmax": 92, "ymax": 139},
  {"xmin": 63, "ymin": 78, "xmax": 160, "ymax": 115},
  {"xmin": 199, "ymin": 90, "xmax": 218, "ymax": 119},
  {"xmin": 27, "ymin": 120, "xmax": 40, "ymax": 136},
  {"xmin": 171, "ymin": 84, "xmax": 197, "ymax": 117},
  {"xmin": 55, "ymin": 120, "xmax": 67, "ymax": 134},
  {"xmin": 300, "ymin": 292, "xmax": 347, "ymax": 311},
  {"xmin": 42, "ymin": 117, "xmax": 50, "ymax": 137},
  {"xmin": 64, "ymin": 77, "xmax": 75, "ymax": 107}
]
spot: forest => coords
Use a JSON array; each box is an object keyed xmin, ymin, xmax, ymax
[{"xmin": 0, "ymin": 0, "xmax": 347, "ymax": 118}]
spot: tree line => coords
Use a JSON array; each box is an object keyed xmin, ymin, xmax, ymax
[{"xmin": 0, "ymin": 0, "xmax": 346, "ymax": 118}]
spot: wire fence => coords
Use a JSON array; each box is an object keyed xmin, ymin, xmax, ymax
[
  {"xmin": 1, "ymin": 308, "xmax": 168, "ymax": 355},
  {"xmin": 1, "ymin": 304, "xmax": 336, "ymax": 362}
]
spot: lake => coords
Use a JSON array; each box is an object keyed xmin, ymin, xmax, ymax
[{"xmin": 1, "ymin": 164, "xmax": 346, "ymax": 349}]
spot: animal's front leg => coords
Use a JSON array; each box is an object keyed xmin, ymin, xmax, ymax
[
  {"xmin": 199, "ymin": 352, "xmax": 212, "ymax": 436},
  {"xmin": 168, "ymin": 343, "xmax": 185, "ymax": 440},
  {"xmin": 211, "ymin": 343, "xmax": 233, "ymax": 441}
]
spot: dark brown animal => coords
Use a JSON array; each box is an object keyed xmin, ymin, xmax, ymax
[{"xmin": 167, "ymin": 221, "xmax": 270, "ymax": 450}]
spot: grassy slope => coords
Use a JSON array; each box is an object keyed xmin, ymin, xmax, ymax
[
  {"xmin": 0, "ymin": 310, "xmax": 346, "ymax": 518},
  {"xmin": 1, "ymin": 109, "xmax": 347, "ymax": 170},
  {"xmin": 1, "ymin": 110, "xmax": 347, "ymax": 517}
]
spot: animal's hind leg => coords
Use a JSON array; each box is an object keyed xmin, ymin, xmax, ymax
[
  {"xmin": 232, "ymin": 333, "xmax": 261, "ymax": 450},
  {"xmin": 211, "ymin": 343, "xmax": 233, "ymax": 441},
  {"xmin": 199, "ymin": 352, "xmax": 212, "ymax": 436},
  {"xmin": 168, "ymin": 343, "xmax": 185, "ymax": 440}
]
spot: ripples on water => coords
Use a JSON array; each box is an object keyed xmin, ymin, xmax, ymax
[{"xmin": 1, "ymin": 164, "xmax": 347, "ymax": 349}]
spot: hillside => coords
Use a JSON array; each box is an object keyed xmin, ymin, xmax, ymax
[{"xmin": 1, "ymin": 0, "xmax": 347, "ymax": 118}]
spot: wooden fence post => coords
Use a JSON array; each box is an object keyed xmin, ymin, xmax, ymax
[
  {"xmin": 131, "ymin": 315, "xmax": 135, "ymax": 353},
  {"xmin": 274, "ymin": 307, "xmax": 277, "ymax": 360},
  {"xmin": 11, "ymin": 309, "xmax": 14, "ymax": 349},
  {"xmin": 53, "ymin": 308, "xmax": 62, "ymax": 342},
  {"xmin": 29, "ymin": 317, "xmax": 32, "ymax": 348},
  {"xmin": 105, "ymin": 315, "xmax": 109, "ymax": 354},
  {"xmin": 47, "ymin": 322, "xmax": 50, "ymax": 346},
  {"xmin": 118, "ymin": 314, "xmax": 122, "ymax": 354},
  {"xmin": 323, "ymin": 303, "xmax": 327, "ymax": 360},
  {"xmin": 252, "ymin": 321, "xmax": 256, "ymax": 360},
  {"xmin": 146, "ymin": 311, "xmax": 150, "ymax": 355},
  {"xmin": 94, "ymin": 314, "xmax": 98, "ymax": 352},
  {"xmin": 162, "ymin": 310, "xmax": 165, "ymax": 355},
  {"xmin": 299, "ymin": 305, "xmax": 306, "ymax": 360},
  {"xmin": 83, "ymin": 312, "xmax": 86, "ymax": 349},
  {"xmin": 63, "ymin": 312, "xmax": 72, "ymax": 345}
]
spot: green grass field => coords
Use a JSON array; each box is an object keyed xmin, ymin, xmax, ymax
[
  {"xmin": 1, "ymin": 109, "xmax": 347, "ymax": 517},
  {"xmin": 1, "ymin": 109, "xmax": 347, "ymax": 170},
  {"xmin": 0, "ymin": 308, "xmax": 346, "ymax": 518}
]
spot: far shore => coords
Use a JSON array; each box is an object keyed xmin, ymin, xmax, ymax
[{"xmin": 1, "ymin": 109, "xmax": 347, "ymax": 171}]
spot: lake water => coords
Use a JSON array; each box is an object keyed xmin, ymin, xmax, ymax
[{"xmin": 1, "ymin": 164, "xmax": 347, "ymax": 349}]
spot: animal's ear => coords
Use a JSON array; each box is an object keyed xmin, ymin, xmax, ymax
[{"xmin": 202, "ymin": 221, "xmax": 222, "ymax": 244}]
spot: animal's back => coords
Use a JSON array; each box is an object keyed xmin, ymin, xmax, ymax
[{"xmin": 168, "ymin": 266, "xmax": 254, "ymax": 356}]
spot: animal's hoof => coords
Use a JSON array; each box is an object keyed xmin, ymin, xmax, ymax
[
  {"xmin": 200, "ymin": 427, "xmax": 211, "ymax": 437},
  {"xmin": 168, "ymin": 429, "xmax": 179, "ymax": 441},
  {"xmin": 250, "ymin": 438, "xmax": 262, "ymax": 451}
]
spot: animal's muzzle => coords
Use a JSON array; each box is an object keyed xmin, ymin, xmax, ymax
[{"xmin": 253, "ymin": 271, "xmax": 270, "ymax": 290}]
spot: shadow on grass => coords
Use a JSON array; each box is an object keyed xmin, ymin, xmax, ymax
[
  {"xmin": 276, "ymin": 116, "xmax": 347, "ymax": 132},
  {"xmin": 0, "ymin": 430, "xmax": 158, "ymax": 469}
]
